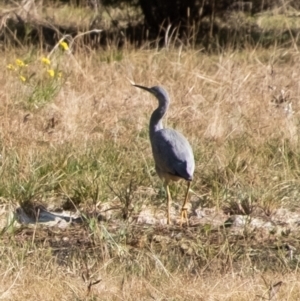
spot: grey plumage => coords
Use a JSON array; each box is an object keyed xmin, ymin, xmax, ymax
[{"xmin": 134, "ymin": 84, "xmax": 195, "ymax": 225}]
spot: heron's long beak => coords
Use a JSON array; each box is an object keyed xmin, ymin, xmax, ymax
[{"xmin": 133, "ymin": 84, "xmax": 153, "ymax": 94}]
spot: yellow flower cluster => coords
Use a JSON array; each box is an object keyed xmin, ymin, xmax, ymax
[
  {"xmin": 41, "ymin": 57, "xmax": 51, "ymax": 65},
  {"xmin": 41, "ymin": 57, "xmax": 54, "ymax": 78},
  {"xmin": 40, "ymin": 57, "xmax": 63, "ymax": 79},
  {"xmin": 47, "ymin": 69, "xmax": 55, "ymax": 77},
  {"xmin": 6, "ymin": 59, "xmax": 28, "ymax": 82},
  {"xmin": 59, "ymin": 41, "xmax": 69, "ymax": 51},
  {"xmin": 7, "ymin": 48, "xmax": 66, "ymax": 83},
  {"xmin": 15, "ymin": 59, "xmax": 27, "ymax": 67},
  {"xmin": 19, "ymin": 75, "xmax": 26, "ymax": 82},
  {"xmin": 7, "ymin": 64, "xmax": 15, "ymax": 71}
]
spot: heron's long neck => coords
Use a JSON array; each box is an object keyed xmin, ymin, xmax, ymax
[{"xmin": 149, "ymin": 102, "xmax": 168, "ymax": 139}]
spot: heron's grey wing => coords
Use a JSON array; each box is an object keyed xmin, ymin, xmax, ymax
[{"xmin": 151, "ymin": 129, "xmax": 195, "ymax": 180}]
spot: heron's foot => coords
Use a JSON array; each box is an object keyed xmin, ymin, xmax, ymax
[{"xmin": 180, "ymin": 208, "xmax": 189, "ymax": 227}]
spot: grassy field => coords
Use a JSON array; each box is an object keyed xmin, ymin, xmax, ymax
[{"xmin": 2, "ymin": 3, "xmax": 300, "ymax": 300}]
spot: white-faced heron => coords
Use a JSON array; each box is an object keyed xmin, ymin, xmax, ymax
[{"xmin": 134, "ymin": 84, "xmax": 195, "ymax": 225}]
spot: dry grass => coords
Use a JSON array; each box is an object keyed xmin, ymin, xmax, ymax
[
  {"xmin": 2, "ymin": 261, "xmax": 300, "ymax": 301},
  {"xmin": 1, "ymin": 12, "xmax": 300, "ymax": 299}
]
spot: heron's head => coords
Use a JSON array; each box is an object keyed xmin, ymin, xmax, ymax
[{"xmin": 134, "ymin": 85, "xmax": 170, "ymax": 105}]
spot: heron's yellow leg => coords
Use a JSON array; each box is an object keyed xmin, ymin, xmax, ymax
[
  {"xmin": 180, "ymin": 181, "xmax": 191, "ymax": 226},
  {"xmin": 164, "ymin": 183, "xmax": 172, "ymax": 225}
]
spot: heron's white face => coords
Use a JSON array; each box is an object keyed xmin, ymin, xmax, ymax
[
  {"xmin": 150, "ymin": 86, "xmax": 169, "ymax": 101},
  {"xmin": 134, "ymin": 84, "xmax": 169, "ymax": 104}
]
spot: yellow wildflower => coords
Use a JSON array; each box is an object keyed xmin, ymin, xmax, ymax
[
  {"xmin": 15, "ymin": 59, "xmax": 26, "ymax": 67},
  {"xmin": 41, "ymin": 57, "xmax": 51, "ymax": 65},
  {"xmin": 7, "ymin": 64, "xmax": 15, "ymax": 71},
  {"xmin": 19, "ymin": 75, "xmax": 26, "ymax": 82},
  {"xmin": 57, "ymin": 71, "xmax": 62, "ymax": 78},
  {"xmin": 59, "ymin": 41, "xmax": 69, "ymax": 51},
  {"xmin": 47, "ymin": 69, "xmax": 55, "ymax": 77}
]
